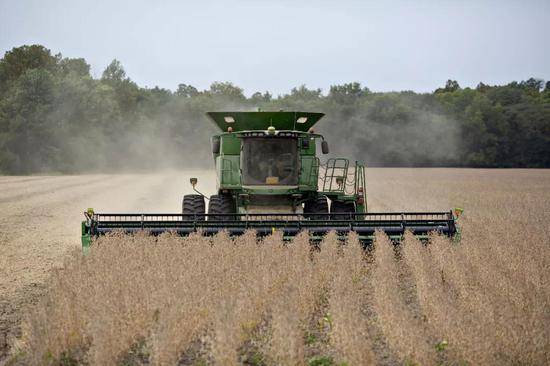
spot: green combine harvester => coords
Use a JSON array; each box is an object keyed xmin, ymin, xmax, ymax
[{"xmin": 82, "ymin": 111, "xmax": 461, "ymax": 249}]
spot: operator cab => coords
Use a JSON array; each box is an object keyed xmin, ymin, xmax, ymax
[{"xmin": 241, "ymin": 137, "xmax": 299, "ymax": 185}]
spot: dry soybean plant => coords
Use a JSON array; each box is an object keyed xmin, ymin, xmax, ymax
[{"xmin": 11, "ymin": 171, "xmax": 550, "ymax": 365}]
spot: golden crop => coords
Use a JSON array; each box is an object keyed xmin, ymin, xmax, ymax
[{"xmin": 12, "ymin": 170, "xmax": 550, "ymax": 365}]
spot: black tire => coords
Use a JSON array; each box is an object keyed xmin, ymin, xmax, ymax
[
  {"xmin": 208, "ymin": 194, "xmax": 236, "ymax": 221},
  {"xmin": 303, "ymin": 195, "xmax": 329, "ymax": 220},
  {"xmin": 330, "ymin": 200, "xmax": 356, "ymax": 220},
  {"xmin": 182, "ymin": 194, "xmax": 206, "ymax": 221}
]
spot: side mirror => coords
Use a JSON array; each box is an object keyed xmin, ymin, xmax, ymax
[
  {"xmin": 212, "ymin": 137, "xmax": 220, "ymax": 154},
  {"xmin": 190, "ymin": 177, "xmax": 198, "ymax": 187},
  {"xmin": 321, "ymin": 140, "xmax": 329, "ymax": 154}
]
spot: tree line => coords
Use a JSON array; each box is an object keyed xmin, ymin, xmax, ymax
[{"xmin": 0, "ymin": 45, "xmax": 549, "ymax": 174}]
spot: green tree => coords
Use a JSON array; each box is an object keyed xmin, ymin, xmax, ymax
[
  {"xmin": 0, "ymin": 68, "xmax": 57, "ymax": 173},
  {"xmin": 59, "ymin": 58, "xmax": 90, "ymax": 77},
  {"xmin": 100, "ymin": 59, "xmax": 140, "ymax": 115},
  {"xmin": 1, "ymin": 44, "xmax": 549, "ymax": 173},
  {"xmin": 101, "ymin": 59, "xmax": 126, "ymax": 82},
  {"xmin": 207, "ymin": 82, "xmax": 245, "ymax": 100},
  {"xmin": 0, "ymin": 45, "xmax": 59, "ymax": 97},
  {"xmin": 288, "ymin": 85, "xmax": 322, "ymax": 101},
  {"xmin": 328, "ymin": 82, "xmax": 369, "ymax": 103},
  {"xmin": 435, "ymin": 79, "xmax": 460, "ymax": 93},
  {"xmin": 250, "ymin": 91, "xmax": 272, "ymax": 104},
  {"xmin": 176, "ymin": 83, "xmax": 199, "ymax": 98}
]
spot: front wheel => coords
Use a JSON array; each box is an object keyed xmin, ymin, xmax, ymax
[
  {"xmin": 303, "ymin": 196, "xmax": 329, "ymax": 220},
  {"xmin": 208, "ymin": 195, "xmax": 236, "ymax": 221},
  {"xmin": 182, "ymin": 194, "xmax": 205, "ymax": 221},
  {"xmin": 330, "ymin": 200, "xmax": 356, "ymax": 220}
]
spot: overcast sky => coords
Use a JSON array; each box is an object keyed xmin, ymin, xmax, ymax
[{"xmin": 1, "ymin": 0, "xmax": 549, "ymax": 95}]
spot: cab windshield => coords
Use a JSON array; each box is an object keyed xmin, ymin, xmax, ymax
[{"xmin": 241, "ymin": 137, "xmax": 299, "ymax": 185}]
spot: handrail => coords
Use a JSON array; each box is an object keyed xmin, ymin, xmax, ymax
[
  {"xmin": 321, "ymin": 158, "xmax": 349, "ymax": 192},
  {"xmin": 318, "ymin": 158, "xmax": 366, "ymax": 196}
]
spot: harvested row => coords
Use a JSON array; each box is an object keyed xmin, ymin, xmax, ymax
[{"xmin": 0, "ymin": 172, "xmax": 217, "ymax": 361}]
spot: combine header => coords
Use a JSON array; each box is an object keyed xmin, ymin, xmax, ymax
[{"xmin": 82, "ymin": 111, "xmax": 461, "ymax": 248}]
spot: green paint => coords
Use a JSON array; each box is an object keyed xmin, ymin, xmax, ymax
[
  {"xmin": 207, "ymin": 111, "xmax": 324, "ymax": 132},
  {"xmin": 220, "ymin": 133, "xmax": 241, "ymax": 154},
  {"xmin": 216, "ymin": 155, "xmax": 241, "ymax": 188},
  {"xmin": 209, "ymin": 114, "xmax": 367, "ymax": 215},
  {"xmin": 81, "ymin": 221, "xmax": 91, "ymax": 254}
]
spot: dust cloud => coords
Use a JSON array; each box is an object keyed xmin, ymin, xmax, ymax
[
  {"xmin": 318, "ymin": 106, "xmax": 461, "ymax": 167},
  {"xmin": 37, "ymin": 98, "xmax": 461, "ymax": 174}
]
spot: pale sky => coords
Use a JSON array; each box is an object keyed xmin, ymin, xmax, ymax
[{"xmin": 1, "ymin": 0, "xmax": 549, "ymax": 95}]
